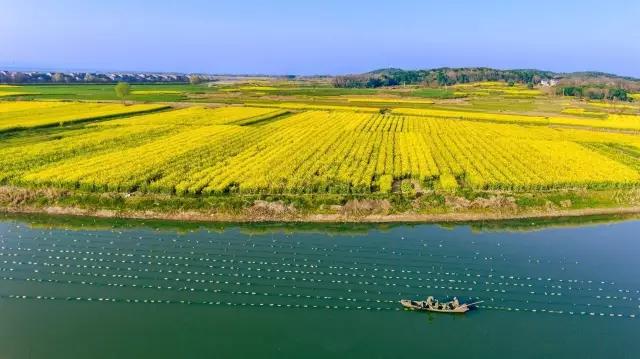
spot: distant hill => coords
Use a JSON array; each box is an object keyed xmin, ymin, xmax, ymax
[
  {"xmin": 333, "ymin": 67, "xmax": 640, "ymax": 89},
  {"xmin": 561, "ymin": 71, "xmax": 640, "ymax": 82}
]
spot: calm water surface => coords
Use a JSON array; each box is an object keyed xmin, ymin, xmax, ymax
[{"xmin": 0, "ymin": 214, "xmax": 639, "ymax": 358}]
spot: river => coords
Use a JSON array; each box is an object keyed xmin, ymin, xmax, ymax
[{"xmin": 0, "ymin": 214, "xmax": 638, "ymax": 358}]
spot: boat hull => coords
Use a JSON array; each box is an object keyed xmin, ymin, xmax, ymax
[{"xmin": 400, "ymin": 299, "xmax": 469, "ymax": 314}]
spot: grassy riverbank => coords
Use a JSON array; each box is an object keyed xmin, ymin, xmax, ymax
[{"xmin": 2, "ymin": 185, "xmax": 640, "ymax": 223}]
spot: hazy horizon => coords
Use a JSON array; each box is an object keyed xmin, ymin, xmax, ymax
[
  {"xmin": 2, "ymin": 64, "xmax": 639, "ymax": 79},
  {"xmin": 2, "ymin": 0, "xmax": 639, "ymax": 77}
]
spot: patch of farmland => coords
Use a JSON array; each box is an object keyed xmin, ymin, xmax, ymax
[
  {"xmin": 0, "ymin": 92, "xmax": 31, "ymax": 97},
  {"xmin": 97, "ymin": 106, "xmax": 287, "ymax": 127},
  {"xmin": 0, "ymin": 101, "xmax": 167, "ymax": 133},
  {"xmin": 392, "ymin": 107, "xmax": 640, "ymax": 131}
]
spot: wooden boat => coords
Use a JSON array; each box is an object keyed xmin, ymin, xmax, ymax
[{"xmin": 399, "ymin": 297, "xmax": 483, "ymax": 314}]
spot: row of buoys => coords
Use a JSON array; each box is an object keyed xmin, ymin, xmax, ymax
[
  {"xmin": 477, "ymin": 305, "xmax": 636, "ymax": 318},
  {"xmin": 2, "ymin": 273, "xmax": 474, "ymax": 301},
  {"xmin": 3, "ymin": 269, "xmax": 638, "ymax": 316},
  {"xmin": 0, "ymin": 243, "xmax": 619, "ymax": 294},
  {"xmin": 3, "ymin": 234, "xmax": 582, "ymax": 272},
  {"xmin": 4, "ymin": 272, "xmax": 476, "ymax": 300},
  {"xmin": 2, "ymin": 263, "xmax": 571, "ymax": 299},
  {"xmin": 1, "ymin": 293, "xmax": 403, "ymax": 311},
  {"xmin": 0, "ymin": 236, "xmax": 564, "ymax": 272},
  {"xmin": 1, "ymin": 292, "xmax": 637, "ymax": 319},
  {"xmin": 1, "ymin": 266, "xmax": 634, "ymax": 307},
  {"xmin": 4, "ymin": 257, "xmax": 638, "ymax": 305},
  {"xmin": 3, "ymin": 252, "xmax": 633, "ymax": 308},
  {"xmin": 8, "ymin": 268, "xmax": 477, "ymax": 294},
  {"xmin": 0, "ymin": 248, "xmax": 614, "ymax": 285}
]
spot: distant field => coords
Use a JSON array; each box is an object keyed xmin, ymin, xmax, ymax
[
  {"xmin": 393, "ymin": 107, "xmax": 640, "ymax": 131},
  {"xmin": 0, "ymin": 82, "xmax": 462, "ymax": 103},
  {"xmin": 0, "ymin": 84, "xmax": 204, "ymax": 102}
]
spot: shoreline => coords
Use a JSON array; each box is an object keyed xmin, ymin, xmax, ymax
[{"xmin": 3, "ymin": 204, "xmax": 640, "ymax": 224}]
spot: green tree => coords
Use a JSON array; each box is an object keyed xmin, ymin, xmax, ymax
[
  {"xmin": 607, "ymin": 88, "xmax": 628, "ymax": 101},
  {"xmin": 114, "ymin": 82, "xmax": 131, "ymax": 104},
  {"xmin": 436, "ymin": 71, "xmax": 448, "ymax": 86}
]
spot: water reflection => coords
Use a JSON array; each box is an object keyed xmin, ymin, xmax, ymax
[{"xmin": 3, "ymin": 212, "xmax": 640, "ymax": 234}]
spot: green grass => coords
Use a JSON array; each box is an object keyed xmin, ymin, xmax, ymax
[
  {"xmin": 0, "ymin": 83, "xmax": 213, "ymax": 102},
  {"xmin": 0, "ymin": 84, "xmax": 407, "ymax": 102},
  {"xmin": 468, "ymin": 98, "xmax": 537, "ymax": 112},
  {"xmin": 408, "ymin": 88, "xmax": 459, "ymax": 99},
  {"xmin": 243, "ymin": 87, "xmax": 379, "ymax": 97}
]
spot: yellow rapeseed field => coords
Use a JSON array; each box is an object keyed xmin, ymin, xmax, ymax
[
  {"xmin": 392, "ymin": 107, "xmax": 640, "ymax": 131},
  {"xmin": 98, "ymin": 106, "xmax": 286, "ymax": 127},
  {"xmin": 561, "ymin": 108, "xmax": 607, "ymax": 118},
  {"xmin": 0, "ymin": 101, "xmax": 167, "ymax": 132},
  {"xmin": 0, "ymin": 92, "xmax": 30, "ymax": 97},
  {"xmin": 587, "ymin": 101, "xmax": 637, "ymax": 110},
  {"xmin": 246, "ymin": 102, "xmax": 380, "ymax": 112},
  {"xmin": 5, "ymin": 105, "xmax": 640, "ymax": 194},
  {"xmin": 453, "ymin": 82, "xmax": 542, "ymax": 97}
]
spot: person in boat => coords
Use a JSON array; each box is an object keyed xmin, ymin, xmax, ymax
[
  {"xmin": 452, "ymin": 297, "xmax": 460, "ymax": 308},
  {"xmin": 426, "ymin": 296, "xmax": 434, "ymax": 308}
]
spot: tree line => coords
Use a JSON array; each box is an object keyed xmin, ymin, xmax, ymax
[
  {"xmin": 332, "ymin": 68, "xmax": 557, "ymax": 88},
  {"xmin": 333, "ymin": 67, "xmax": 639, "ymax": 102},
  {"xmin": 554, "ymin": 76, "xmax": 640, "ymax": 102}
]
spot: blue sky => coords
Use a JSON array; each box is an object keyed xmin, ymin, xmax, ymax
[{"xmin": 1, "ymin": 0, "xmax": 639, "ymax": 76}]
